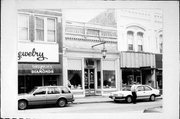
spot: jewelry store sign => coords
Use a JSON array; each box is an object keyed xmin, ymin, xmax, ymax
[
  {"xmin": 31, "ymin": 65, "xmax": 54, "ymax": 74},
  {"xmin": 18, "ymin": 43, "xmax": 59, "ymax": 62}
]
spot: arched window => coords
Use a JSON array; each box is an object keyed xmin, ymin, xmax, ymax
[
  {"xmin": 137, "ymin": 32, "xmax": 144, "ymax": 51},
  {"xmin": 127, "ymin": 31, "xmax": 134, "ymax": 51},
  {"xmin": 159, "ymin": 34, "xmax": 163, "ymax": 53}
]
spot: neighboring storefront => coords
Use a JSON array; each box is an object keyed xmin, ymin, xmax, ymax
[
  {"xmin": 18, "ymin": 43, "xmax": 62, "ymax": 94},
  {"xmin": 18, "ymin": 9, "xmax": 62, "ymax": 94},
  {"xmin": 120, "ymin": 51, "xmax": 156, "ymax": 88}
]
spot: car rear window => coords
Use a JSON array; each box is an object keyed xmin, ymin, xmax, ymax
[
  {"xmin": 61, "ymin": 87, "xmax": 71, "ymax": 94},
  {"xmin": 144, "ymin": 86, "xmax": 152, "ymax": 91}
]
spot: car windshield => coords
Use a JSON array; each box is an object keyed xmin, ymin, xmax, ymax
[
  {"xmin": 122, "ymin": 86, "xmax": 131, "ymax": 91},
  {"xmin": 28, "ymin": 87, "xmax": 38, "ymax": 94}
]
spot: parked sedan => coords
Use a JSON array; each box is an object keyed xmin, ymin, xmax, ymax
[
  {"xmin": 109, "ymin": 85, "xmax": 161, "ymax": 103},
  {"xmin": 18, "ymin": 86, "xmax": 74, "ymax": 110}
]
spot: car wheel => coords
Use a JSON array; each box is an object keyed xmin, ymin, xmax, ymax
[
  {"xmin": 18, "ymin": 100, "xmax": 27, "ymax": 110},
  {"xmin": 126, "ymin": 96, "xmax": 132, "ymax": 103},
  {"xmin": 150, "ymin": 95, "xmax": 156, "ymax": 101},
  {"xmin": 58, "ymin": 99, "xmax": 67, "ymax": 107}
]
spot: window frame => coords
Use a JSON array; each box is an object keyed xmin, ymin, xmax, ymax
[
  {"xmin": 127, "ymin": 31, "xmax": 134, "ymax": 51},
  {"xmin": 47, "ymin": 87, "xmax": 61, "ymax": 94},
  {"xmin": 137, "ymin": 86, "xmax": 144, "ymax": 92},
  {"xmin": 18, "ymin": 13, "xmax": 30, "ymax": 42},
  {"xmin": 33, "ymin": 87, "xmax": 47, "ymax": 95},
  {"xmin": 103, "ymin": 70, "xmax": 116, "ymax": 89},
  {"xmin": 137, "ymin": 32, "xmax": 144, "ymax": 52},
  {"xmin": 35, "ymin": 15, "xmax": 57, "ymax": 43},
  {"xmin": 144, "ymin": 86, "xmax": 152, "ymax": 91}
]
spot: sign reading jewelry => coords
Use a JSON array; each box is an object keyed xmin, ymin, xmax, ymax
[{"xmin": 18, "ymin": 43, "xmax": 59, "ymax": 62}]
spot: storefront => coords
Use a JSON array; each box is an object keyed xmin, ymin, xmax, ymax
[
  {"xmin": 120, "ymin": 51, "xmax": 156, "ymax": 88},
  {"xmin": 18, "ymin": 43, "xmax": 62, "ymax": 94},
  {"xmin": 63, "ymin": 48, "xmax": 120, "ymax": 97},
  {"xmin": 18, "ymin": 64, "xmax": 62, "ymax": 93}
]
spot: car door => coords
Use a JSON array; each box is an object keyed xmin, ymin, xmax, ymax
[
  {"xmin": 136, "ymin": 86, "xmax": 146, "ymax": 99},
  {"xmin": 29, "ymin": 87, "xmax": 47, "ymax": 105},
  {"xmin": 143, "ymin": 85, "xmax": 153, "ymax": 98},
  {"xmin": 46, "ymin": 87, "xmax": 61, "ymax": 104}
]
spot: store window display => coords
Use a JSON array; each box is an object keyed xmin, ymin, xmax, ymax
[
  {"xmin": 103, "ymin": 70, "xmax": 116, "ymax": 88},
  {"xmin": 68, "ymin": 70, "xmax": 82, "ymax": 89}
]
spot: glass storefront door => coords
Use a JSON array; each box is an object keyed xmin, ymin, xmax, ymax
[{"xmin": 84, "ymin": 69, "xmax": 95, "ymax": 96}]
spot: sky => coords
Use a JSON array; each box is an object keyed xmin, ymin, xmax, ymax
[{"xmin": 63, "ymin": 9, "xmax": 106, "ymax": 22}]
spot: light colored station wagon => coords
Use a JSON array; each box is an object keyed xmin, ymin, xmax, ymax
[
  {"xmin": 18, "ymin": 86, "xmax": 74, "ymax": 110},
  {"xmin": 109, "ymin": 85, "xmax": 161, "ymax": 103}
]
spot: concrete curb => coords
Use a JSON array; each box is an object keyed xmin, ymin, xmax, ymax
[
  {"xmin": 73, "ymin": 100, "xmax": 111, "ymax": 104},
  {"xmin": 73, "ymin": 96, "xmax": 163, "ymax": 104}
]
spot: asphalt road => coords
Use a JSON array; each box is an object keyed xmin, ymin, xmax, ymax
[{"xmin": 18, "ymin": 99, "xmax": 162, "ymax": 113}]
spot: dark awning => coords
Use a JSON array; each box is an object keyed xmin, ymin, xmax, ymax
[{"xmin": 18, "ymin": 63, "xmax": 62, "ymax": 75}]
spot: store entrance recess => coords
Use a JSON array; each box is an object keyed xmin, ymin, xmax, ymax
[{"xmin": 84, "ymin": 69, "xmax": 95, "ymax": 96}]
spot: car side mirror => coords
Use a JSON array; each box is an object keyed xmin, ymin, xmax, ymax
[{"xmin": 33, "ymin": 93, "xmax": 36, "ymax": 96}]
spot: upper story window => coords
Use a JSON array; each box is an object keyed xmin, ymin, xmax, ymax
[
  {"xmin": 127, "ymin": 31, "xmax": 134, "ymax": 51},
  {"xmin": 47, "ymin": 18, "xmax": 56, "ymax": 42},
  {"xmin": 137, "ymin": 32, "xmax": 144, "ymax": 51},
  {"xmin": 36, "ymin": 17, "xmax": 44, "ymax": 41},
  {"xmin": 159, "ymin": 34, "xmax": 163, "ymax": 53},
  {"xmin": 87, "ymin": 29, "xmax": 100, "ymax": 37},
  {"xmin": 126, "ymin": 26, "xmax": 145, "ymax": 52},
  {"xmin": 18, "ymin": 14, "xmax": 29, "ymax": 41},
  {"xmin": 35, "ymin": 16, "xmax": 56, "ymax": 43}
]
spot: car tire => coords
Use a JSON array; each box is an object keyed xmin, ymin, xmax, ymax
[
  {"xmin": 57, "ymin": 99, "xmax": 67, "ymax": 107},
  {"xmin": 18, "ymin": 100, "xmax": 27, "ymax": 110},
  {"xmin": 126, "ymin": 96, "xmax": 132, "ymax": 103},
  {"xmin": 150, "ymin": 95, "xmax": 156, "ymax": 101}
]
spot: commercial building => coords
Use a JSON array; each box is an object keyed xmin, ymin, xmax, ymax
[
  {"xmin": 116, "ymin": 9, "xmax": 163, "ymax": 90},
  {"xmin": 63, "ymin": 9, "xmax": 163, "ymax": 97},
  {"xmin": 63, "ymin": 21, "xmax": 119, "ymax": 97},
  {"xmin": 18, "ymin": 9, "xmax": 63, "ymax": 94}
]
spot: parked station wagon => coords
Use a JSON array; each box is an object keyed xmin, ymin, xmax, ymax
[
  {"xmin": 18, "ymin": 86, "xmax": 74, "ymax": 110},
  {"xmin": 109, "ymin": 85, "xmax": 161, "ymax": 103}
]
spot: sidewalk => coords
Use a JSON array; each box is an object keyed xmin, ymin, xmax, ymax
[
  {"xmin": 73, "ymin": 95, "xmax": 163, "ymax": 104},
  {"xmin": 73, "ymin": 96, "xmax": 112, "ymax": 104}
]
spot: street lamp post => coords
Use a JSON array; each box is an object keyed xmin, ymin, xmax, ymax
[{"xmin": 92, "ymin": 41, "xmax": 107, "ymax": 59}]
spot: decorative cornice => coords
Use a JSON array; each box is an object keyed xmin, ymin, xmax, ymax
[{"xmin": 65, "ymin": 37, "xmax": 117, "ymax": 44}]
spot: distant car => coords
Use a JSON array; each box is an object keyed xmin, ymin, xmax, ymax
[
  {"xmin": 109, "ymin": 85, "xmax": 161, "ymax": 103},
  {"xmin": 18, "ymin": 86, "xmax": 74, "ymax": 110}
]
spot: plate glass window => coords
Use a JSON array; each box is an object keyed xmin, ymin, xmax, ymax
[
  {"xmin": 68, "ymin": 70, "xmax": 82, "ymax": 90},
  {"xmin": 103, "ymin": 70, "xmax": 116, "ymax": 88}
]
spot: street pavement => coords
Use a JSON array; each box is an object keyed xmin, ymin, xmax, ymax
[{"xmin": 17, "ymin": 95, "xmax": 163, "ymax": 114}]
